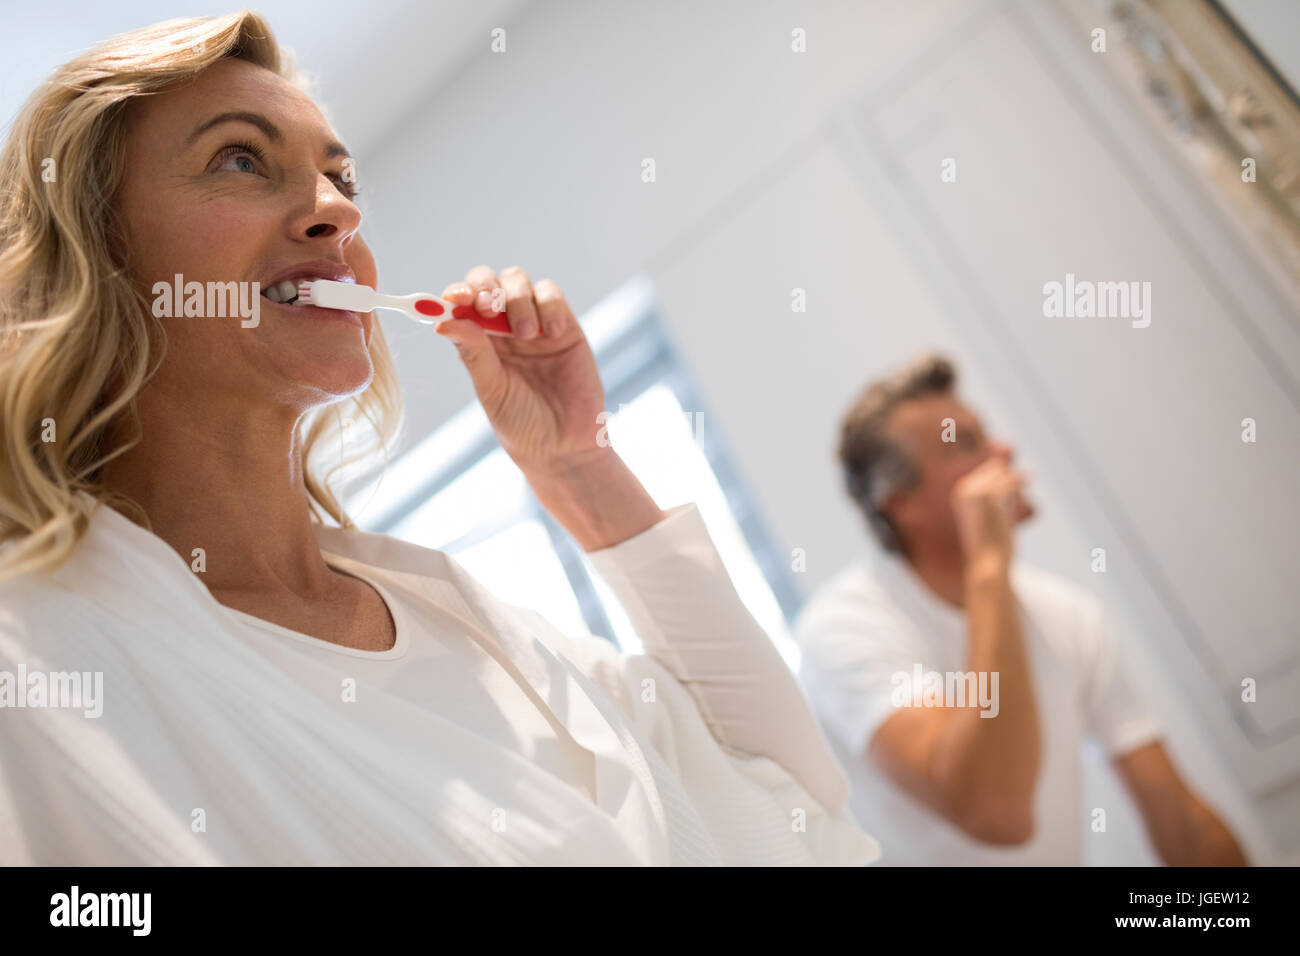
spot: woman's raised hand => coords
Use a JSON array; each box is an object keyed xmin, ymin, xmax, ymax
[
  {"xmin": 435, "ymin": 264, "xmax": 665, "ymax": 551},
  {"xmin": 436, "ymin": 265, "xmax": 606, "ymax": 476}
]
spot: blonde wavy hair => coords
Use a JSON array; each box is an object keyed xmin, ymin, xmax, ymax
[{"xmin": 0, "ymin": 11, "xmax": 402, "ymax": 583}]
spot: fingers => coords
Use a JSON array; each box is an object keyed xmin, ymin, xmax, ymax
[
  {"xmin": 433, "ymin": 316, "xmax": 503, "ymax": 389},
  {"xmin": 457, "ymin": 264, "xmax": 502, "ymax": 321},
  {"xmin": 464, "ymin": 264, "xmax": 498, "ymax": 295},
  {"xmin": 533, "ymin": 278, "xmax": 571, "ymax": 339},
  {"xmin": 441, "ymin": 281, "xmax": 474, "ymax": 305},
  {"xmin": 993, "ymin": 468, "xmax": 1028, "ymax": 494},
  {"xmin": 976, "ymin": 459, "xmax": 1032, "ymax": 519},
  {"xmin": 444, "ymin": 265, "xmax": 570, "ymax": 341},
  {"xmin": 954, "ymin": 458, "xmax": 1029, "ymax": 505},
  {"xmin": 976, "ymin": 457, "xmax": 1026, "ymax": 485},
  {"xmin": 499, "ymin": 266, "xmax": 540, "ymax": 339}
]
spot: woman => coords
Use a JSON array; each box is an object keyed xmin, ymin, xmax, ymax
[{"xmin": 0, "ymin": 12, "xmax": 879, "ymax": 865}]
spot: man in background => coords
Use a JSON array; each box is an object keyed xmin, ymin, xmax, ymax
[{"xmin": 794, "ymin": 354, "xmax": 1245, "ymax": 865}]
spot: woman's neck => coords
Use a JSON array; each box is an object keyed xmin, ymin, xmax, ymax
[{"xmin": 100, "ymin": 383, "xmax": 337, "ymax": 599}]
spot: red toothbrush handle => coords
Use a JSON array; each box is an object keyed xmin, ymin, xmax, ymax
[
  {"xmin": 453, "ymin": 304, "xmax": 512, "ymax": 335},
  {"xmin": 415, "ymin": 297, "xmax": 511, "ymax": 335}
]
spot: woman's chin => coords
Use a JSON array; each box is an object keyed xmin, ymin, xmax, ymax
[
  {"xmin": 256, "ymin": 314, "xmax": 373, "ymax": 390},
  {"xmin": 267, "ymin": 349, "xmax": 374, "ymax": 399},
  {"xmin": 311, "ymin": 361, "xmax": 375, "ymax": 398}
]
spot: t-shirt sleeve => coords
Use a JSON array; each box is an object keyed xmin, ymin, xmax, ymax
[
  {"xmin": 1078, "ymin": 596, "xmax": 1163, "ymax": 756},
  {"xmin": 794, "ymin": 581, "xmax": 931, "ymax": 760}
]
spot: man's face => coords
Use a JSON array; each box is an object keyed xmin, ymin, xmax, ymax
[{"xmin": 881, "ymin": 391, "xmax": 1035, "ymax": 554}]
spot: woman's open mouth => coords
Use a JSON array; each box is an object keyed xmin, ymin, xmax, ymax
[
  {"xmin": 260, "ymin": 279, "xmax": 362, "ymax": 327},
  {"xmin": 262, "ymin": 278, "xmax": 312, "ymax": 306}
]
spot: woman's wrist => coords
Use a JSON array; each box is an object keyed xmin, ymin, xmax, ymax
[{"xmin": 521, "ymin": 449, "xmax": 666, "ymax": 552}]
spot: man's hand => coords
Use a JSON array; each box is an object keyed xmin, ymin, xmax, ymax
[{"xmin": 950, "ymin": 454, "xmax": 1027, "ymax": 569}]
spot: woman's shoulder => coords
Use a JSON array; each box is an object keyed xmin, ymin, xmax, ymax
[
  {"xmin": 0, "ymin": 569, "xmax": 100, "ymax": 640},
  {"xmin": 0, "ymin": 494, "xmax": 179, "ymax": 640}
]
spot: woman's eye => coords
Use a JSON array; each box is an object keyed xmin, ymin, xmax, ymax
[
  {"xmin": 209, "ymin": 145, "xmax": 358, "ymax": 199},
  {"xmin": 218, "ymin": 154, "xmax": 257, "ymax": 174},
  {"xmin": 330, "ymin": 174, "xmax": 360, "ymax": 200},
  {"xmin": 212, "ymin": 144, "xmax": 265, "ymax": 176}
]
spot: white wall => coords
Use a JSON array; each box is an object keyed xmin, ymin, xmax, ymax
[{"xmin": 351, "ymin": 0, "xmax": 1298, "ymax": 864}]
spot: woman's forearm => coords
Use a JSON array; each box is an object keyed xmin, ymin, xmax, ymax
[{"xmin": 521, "ymin": 448, "xmax": 666, "ymax": 552}]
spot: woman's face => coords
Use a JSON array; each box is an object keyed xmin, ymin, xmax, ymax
[{"xmin": 116, "ymin": 57, "xmax": 379, "ymax": 415}]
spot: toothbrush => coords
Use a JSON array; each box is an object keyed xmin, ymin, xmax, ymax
[{"xmin": 294, "ymin": 278, "xmax": 512, "ymax": 335}]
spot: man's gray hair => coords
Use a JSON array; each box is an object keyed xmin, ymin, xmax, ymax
[{"xmin": 838, "ymin": 354, "xmax": 957, "ymax": 552}]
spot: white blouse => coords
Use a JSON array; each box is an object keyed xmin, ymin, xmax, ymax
[{"xmin": 0, "ymin": 492, "xmax": 880, "ymax": 866}]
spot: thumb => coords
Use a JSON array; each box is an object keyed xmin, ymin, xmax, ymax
[{"xmin": 435, "ymin": 317, "xmax": 503, "ymax": 390}]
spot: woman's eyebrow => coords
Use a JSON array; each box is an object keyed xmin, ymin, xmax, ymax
[
  {"xmin": 184, "ymin": 110, "xmax": 350, "ymax": 158},
  {"xmin": 185, "ymin": 110, "xmax": 282, "ymax": 146}
]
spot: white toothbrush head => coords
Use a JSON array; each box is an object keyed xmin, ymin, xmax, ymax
[{"xmin": 295, "ymin": 278, "xmax": 376, "ymax": 312}]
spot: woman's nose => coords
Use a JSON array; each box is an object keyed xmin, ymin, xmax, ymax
[{"xmin": 301, "ymin": 179, "xmax": 361, "ymax": 241}]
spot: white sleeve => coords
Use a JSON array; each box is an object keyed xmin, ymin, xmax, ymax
[
  {"xmin": 794, "ymin": 582, "xmax": 930, "ymax": 759},
  {"xmin": 1079, "ymin": 597, "xmax": 1163, "ymax": 756},
  {"xmin": 579, "ymin": 502, "xmax": 851, "ymax": 816},
  {"xmin": 522, "ymin": 619, "xmax": 878, "ymax": 865}
]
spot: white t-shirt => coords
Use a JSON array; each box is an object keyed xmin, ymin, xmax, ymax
[
  {"xmin": 794, "ymin": 554, "xmax": 1161, "ymax": 865},
  {"xmin": 223, "ymin": 554, "xmax": 601, "ymax": 799},
  {"xmin": 0, "ymin": 493, "xmax": 879, "ymax": 866}
]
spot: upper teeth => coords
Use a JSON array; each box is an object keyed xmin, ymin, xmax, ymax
[{"xmin": 263, "ymin": 278, "xmax": 326, "ymax": 303}]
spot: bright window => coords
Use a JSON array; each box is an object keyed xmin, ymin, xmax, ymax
[{"xmin": 584, "ymin": 384, "xmax": 796, "ymax": 664}]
